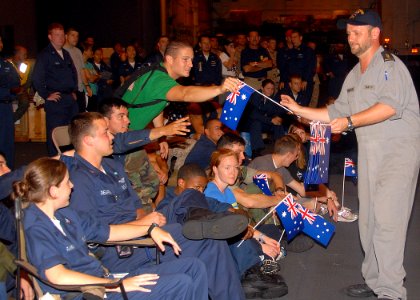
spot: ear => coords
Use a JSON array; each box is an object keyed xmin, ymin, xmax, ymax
[
  {"xmin": 82, "ymin": 134, "xmax": 94, "ymax": 147},
  {"xmin": 178, "ymin": 178, "xmax": 186, "ymax": 189},
  {"xmin": 166, "ymin": 55, "xmax": 174, "ymax": 66},
  {"xmin": 371, "ymin": 27, "xmax": 381, "ymax": 40},
  {"xmin": 49, "ymin": 185, "xmax": 58, "ymax": 199}
]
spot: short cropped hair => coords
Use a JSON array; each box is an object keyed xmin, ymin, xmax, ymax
[
  {"xmin": 48, "ymin": 23, "xmax": 64, "ymax": 34},
  {"xmin": 164, "ymin": 41, "xmax": 192, "ymax": 59},
  {"xmin": 217, "ymin": 132, "xmax": 245, "ymax": 149},
  {"xmin": 99, "ymin": 98, "xmax": 129, "ymax": 118},
  {"xmin": 178, "ymin": 163, "xmax": 207, "ymax": 181},
  {"xmin": 69, "ymin": 112, "xmax": 104, "ymax": 151},
  {"xmin": 262, "ymin": 79, "xmax": 274, "ymax": 88},
  {"xmin": 273, "ymin": 135, "xmax": 300, "ymax": 155}
]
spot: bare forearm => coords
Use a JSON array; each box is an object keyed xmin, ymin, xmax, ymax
[
  {"xmin": 176, "ymin": 85, "xmax": 224, "ymax": 102},
  {"xmin": 294, "ymin": 106, "xmax": 330, "ymax": 122},
  {"xmin": 46, "ymin": 265, "xmax": 115, "ymax": 286},
  {"xmin": 351, "ymin": 102, "xmax": 395, "ymax": 127},
  {"xmin": 234, "ymin": 189, "xmax": 281, "ymax": 209},
  {"xmin": 109, "ymin": 224, "xmax": 149, "ymax": 241}
]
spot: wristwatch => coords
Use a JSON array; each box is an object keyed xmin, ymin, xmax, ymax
[
  {"xmin": 147, "ymin": 223, "xmax": 159, "ymax": 236},
  {"xmin": 346, "ymin": 116, "xmax": 354, "ymax": 131}
]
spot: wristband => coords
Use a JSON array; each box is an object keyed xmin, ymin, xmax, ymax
[{"xmin": 147, "ymin": 223, "xmax": 159, "ymax": 236}]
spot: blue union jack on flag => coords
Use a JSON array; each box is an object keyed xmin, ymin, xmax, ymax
[
  {"xmin": 304, "ymin": 122, "xmax": 331, "ymax": 185},
  {"xmin": 344, "ymin": 158, "xmax": 357, "ymax": 177},
  {"xmin": 220, "ymin": 82, "xmax": 254, "ymax": 130}
]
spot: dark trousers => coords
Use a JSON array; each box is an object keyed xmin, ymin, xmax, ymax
[
  {"xmin": 101, "ymin": 223, "xmax": 246, "ymax": 300},
  {"xmin": 249, "ymin": 120, "xmax": 285, "ymax": 151},
  {"xmin": 0, "ymin": 103, "xmax": 15, "ymax": 169},
  {"xmin": 44, "ymin": 94, "xmax": 79, "ymax": 156},
  {"xmin": 75, "ymin": 91, "xmax": 86, "ymax": 113}
]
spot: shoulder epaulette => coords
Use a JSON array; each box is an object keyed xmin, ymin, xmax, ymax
[{"xmin": 381, "ymin": 50, "xmax": 395, "ymax": 62}]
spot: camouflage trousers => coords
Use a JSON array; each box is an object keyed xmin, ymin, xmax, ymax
[{"xmin": 124, "ymin": 149, "xmax": 160, "ymax": 213}]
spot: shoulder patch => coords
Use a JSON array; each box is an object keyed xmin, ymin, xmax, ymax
[{"xmin": 381, "ymin": 50, "xmax": 395, "ymax": 62}]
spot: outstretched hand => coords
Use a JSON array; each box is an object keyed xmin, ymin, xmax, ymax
[
  {"xmin": 221, "ymin": 77, "xmax": 241, "ymax": 93},
  {"xmin": 162, "ymin": 117, "xmax": 191, "ymax": 136},
  {"xmin": 280, "ymin": 94, "xmax": 301, "ymax": 113}
]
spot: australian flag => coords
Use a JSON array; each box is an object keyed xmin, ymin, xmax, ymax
[
  {"xmin": 304, "ymin": 122, "xmax": 331, "ymax": 185},
  {"xmin": 275, "ymin": 194, "xmax": 303, "ymax": 241},
  {"xmin": 253, "ymin": 174, "xmax": 272, "ymax": 196},
  {"xmin": 220, "ymin": 82, "xmax": 254, "ymax": 130},
  {"xmin": 344, "ymin": 158, "xmax": 357, "ymax": 177},
  {"xmin": 298, "ymin": 205, "xmax": 335, "ymax": 247}
]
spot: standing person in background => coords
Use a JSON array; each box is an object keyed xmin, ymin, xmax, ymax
[
  {"xmin": 64, "ymin": 27, "xmax": 87, "ymax": 112},
  {"xmin": 9, "ymin": 45, "xmax": 32, "ymax": 122},
  {"xmin": 32, "ymin": 23, "xmax": 79, "ymax": 156},
  {"xmin": 118, "ymin": 45, "xmax": 143, "ymax": 85},
  {"xmin": 144, "ymin": 36, "xmax": 170, "ymax": 66},
  {"xmin": 266, "ymin": 37, "xmax": 280, "ymax": 93},
  {"xmin": 277, "ymin": 29, "xmax": 294, "ymax": 91},
  {"xmin": 281, "ymin": 9, "xmax": 420, "ymax": 300},
  {"xmin": 240, "ymin": 31, "xmax": 273, "ymax": 90},
  {"xmin": 0, "ymin": 36, "xmax": 22, "ymax": 168},
  {"xmin": 82, "ymin": 46, "xmax": 99, "ymax": 111}
]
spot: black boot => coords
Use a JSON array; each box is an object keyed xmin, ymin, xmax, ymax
[
  {"xmin": 242, "ymin": 260, "xmax": 288, "ymax": 298},
  {"xmin": 182, "ymin": 208, "xmax": 248, "ymax": 240}
]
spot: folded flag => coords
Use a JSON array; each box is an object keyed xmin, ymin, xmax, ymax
[
  {"xmin": 304, "ymin": 121, "xmax": 331, "ymax": 185},
  {"xmin": 344, "ymin": 158, "xmax": 357, "ymax": 177},
  {"xmin": 220, "ymin": 82, "xmax": 254, "ymax": 130},
  {"xmin": 298, "ymin": 204, "xmax": 335, "ymax": 247},
  {"xmin": 253, "ymin": 173, "xmax": 272, "ymax": 196},
  {"xmin": 275, "ymin": 194, "xmax": 303, "ymax": 241}
]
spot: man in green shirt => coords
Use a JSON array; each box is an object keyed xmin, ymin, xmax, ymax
[{"xmin": 122, "ymin": 41, "xmax": 240, "ymax": 157}]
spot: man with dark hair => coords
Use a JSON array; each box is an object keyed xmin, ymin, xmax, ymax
[
  {"xmin": 99, "ymin": 97, "xmax": 190, "ymax": 213},
  {"xmin": 184, "ymin": 118, "xmax": 224, "ymax": 169},
  {"xmin": 32, "ymin": 23, "xmax": 79, "ymax": 156},
  {"xmin": 157, "ymin": 163, "xmax": 289, "ymax": 299},
  {"xmin": 68, "ymin": 112, "xmax": 246, "ymax": 300},
  {"xmin": 144, "ymin": 35, "xmax": 170, "ymax": 66},
  {"xmin": 249, "ymin": 135, "xmax": 338, "ymax": 218},
  {"xmin": 279, "ymin": 29, "xmax": 316, "ymax": 102},
  {"xmin": 240, "ymin": 30, "xmax": 273, "ymax": 90},
  {"xmin": 247, "ymin": 78, "xmax": 285, "ymax": 157}
]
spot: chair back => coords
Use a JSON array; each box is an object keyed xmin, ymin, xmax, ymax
[
  {"xmin": 51, "ymin": 125, "xmax": 72, "ymax": 154},
  {"xmin": 14, "ymin": 197, "xmax": 128, "ymax": 300}
]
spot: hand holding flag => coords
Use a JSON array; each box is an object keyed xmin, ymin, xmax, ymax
[
  {"xmin": 253, "ymin": 174, "xmax": 272, "ymax": 196},
  {"xmin": 221, "ymin": 81, "xmax": 293, "ymax": 130}
]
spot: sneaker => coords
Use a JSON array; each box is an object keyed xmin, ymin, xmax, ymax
[
  {"xmin": 319, "ymin": 204, "xmax": 329, "ymax": 216},
  {"xmin": 338, "ymin": 207, "xmax": 358, "ymax": 223}
]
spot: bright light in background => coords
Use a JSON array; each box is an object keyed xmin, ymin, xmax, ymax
[{"xmin": 19, "ymin": 62, "xmax": 28, "ymax": 73}]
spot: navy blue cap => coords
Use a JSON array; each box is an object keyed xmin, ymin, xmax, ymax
[{"xmin": 337, "ymin": 9, "xmax": 382, "ymax": 30}]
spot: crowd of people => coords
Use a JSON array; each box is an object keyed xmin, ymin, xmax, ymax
[{"xmin": 1, "ymin": 8, "xmax": 419, "ymax": 300}]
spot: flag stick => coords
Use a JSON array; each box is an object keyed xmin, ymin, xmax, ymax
[
  {"xmin": 341, "ymin": 160, "xmax": 346, "ymax": 208},
  {"xmin": 239, "ymin": 80, "xmax": 294, "ymax": 114},
  {"xmin": 278, "ymin": 229, "xmax": 285, "ymax": 244},
  {"xmin": 236, "ymin": 194, "xmax": 290, "ymax": 248}
]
